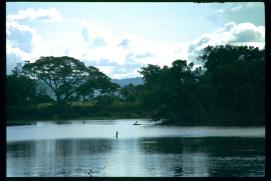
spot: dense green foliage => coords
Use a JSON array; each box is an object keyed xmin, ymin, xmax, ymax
[
  {"xmin": 7, "ymin": 45, "xmax": 265, "ymax": 126},
  {"xmin": 138, "ymin": 45, "xmax": 265, "ymax": 126},
  {"xmin": 7, "ymin": 56, "xmax": 145, "ymax": 121},
  {"xmin": 21, "ymin": 56, "xmax": 119, "ymax": 107}
]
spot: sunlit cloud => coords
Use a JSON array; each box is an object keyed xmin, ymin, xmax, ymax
[
  {"xmin": 6, "ymin": 7, "xmax": 265, "ymax": 78},
  {"xmin": 7, "ymin": 8, "xmax": 62, "ymax": 22},
  {"xmin": 96, "ymin": 66, "xmax": 114, "ymax": 76},
  {"xmin": 187, "ymin": 21, "xmax": 265, "ymax": 61},
  {"xmin": 205, "ymin": 2, "xmax": 264, "ymax": 25},
  {"xmin": 6, "ymin": 20, "xmax": 42, "ymax": 61}
]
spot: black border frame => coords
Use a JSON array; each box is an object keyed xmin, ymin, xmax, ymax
[{"xmin": 1, "ymin": 0, "xmax": 270, "ymax": 181}]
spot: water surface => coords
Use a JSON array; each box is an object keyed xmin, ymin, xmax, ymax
[{"xmin": 7, "ymin": 119, "xmax": 265, "ymax": 177}]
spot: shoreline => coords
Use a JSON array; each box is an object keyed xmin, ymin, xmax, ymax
[
  {"xmin": 7, "ymin": 116, "xmax": 151, "ymax": 122},
  {"xmin": 6, "ymin": 118, "xmax": 264, "ymax": 128},
  {"xmin": 6, "ymin": 117, "xmax": 152, "ymax": 126}
]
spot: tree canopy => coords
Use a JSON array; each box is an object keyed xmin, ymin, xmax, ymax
[
  {"xmin": 7, "ymin": 65, "xmax": 37, "ymax": 107},
  {"xmin": 6, "ymin": 45, "xmax": 265, "ymax": 126},
  {"xmin": 21, "ymin": 56, "xmax": 117, "ymax": 107},
  {"xmin": 139, "ymin": 45, "xmax": 265, "ymax": 126}
]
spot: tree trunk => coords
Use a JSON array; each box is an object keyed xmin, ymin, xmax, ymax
[
  {"xmin": 249, "ymin": 93, "xmax": 255, "ymax": 114},
  {"xmin": 82, "ymin": 96, "xmax": 86, "ymax": 107},
  {"xmin": 197, "ymin": 100, "xmax": 206, "ymax": 114},
  {"xmin": 56, "ymin": 94, "xmax": 62, "ymax": 107}
]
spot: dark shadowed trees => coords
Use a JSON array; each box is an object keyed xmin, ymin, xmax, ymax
[
  {"xmin": 21, "ymin": 56, "xmax": 116, "ymax": 108},
  {"xmin": 139, "ymin": 60, "xmax": 198, "ymax": 123},
  {"xmin": 7, "ymin": 64, "xmax": 37, "ymax": 107},
  {"xmin": 199, "ymin": 45, "xmax": 265, "ymax": 117},
  {"xmin": 139, "ymin": 45, "xmax": 265, "ymax": 126},
  {"xmin": 6, "ymin": 45, "xmax": 264, "ymax": 126},
  {"xmin": 76, "ymin": 67, "xmax": 120, "ymax": 105}
]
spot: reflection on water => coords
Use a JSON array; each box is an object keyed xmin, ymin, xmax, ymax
[
  {"xmin": 7, "ymin": 119, "xmax": 265, "ymax": 177},
  {"xmin": 7, "ymin": 139, "xmax": 114, "ymax": 176},
  {"xmin": 7, "ymin": 119, "xmax": 264, "ymax": 142},
  {"xmin": 139, "ymin": 137, "xmax": 265, "ymax": 177}
]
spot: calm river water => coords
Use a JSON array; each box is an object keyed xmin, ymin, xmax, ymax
[{"xmin": 7, "ymin": 119, "xmax": 265, "ymax": 177}]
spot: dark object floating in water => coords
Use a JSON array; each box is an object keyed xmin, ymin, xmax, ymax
[
  {"xmin": 133, "ymin": 121, "xmax": 141, "ymax": 125},
  {"xmin": 87, "ymin": 169, "xmax": 92, "ymax": 177}
]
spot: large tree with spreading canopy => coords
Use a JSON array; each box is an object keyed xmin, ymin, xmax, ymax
[{"xmin": 21, "ymin": 56, "xmax": 116, "ymax": 107}]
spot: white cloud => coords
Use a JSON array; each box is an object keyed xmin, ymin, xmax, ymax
[
  {"xmin": 7, "ymin": 40, "xmax": 29, "ymax": 60},
  {"xmin": 215, "ymin": 9, "xmax": 226, "ymax": 14},
  {"xmin": 224, "ymin": 22, "xmax": 236, "ymax": 31},
  {"xmin": 6, "ymin": 21, "xmax": 42, "ymax": 45},
  {"xmin": 212, "ymin": 3, "xmax": 261, "ymax": 16},
  {"xmin": 204, "ymin": 3, "xmax": 264, "ymax": 26},
  {"xmin": 6, "ymin": 7, "xmax": 61, "ymax": 64},
  {"xmin": 79, "ymin": 20, "xmax": 185, "ymax": 68},
  {"xmin": 186, "ymin": 22, "xmax": 265, "ymax": 60},
  {"xmin": 6, "ymin": 12, "xmax": 265, "ymax": 78},
  {"xmin": 7, "ymin": 8, "xmax": 62, "ymax": 22},
  {"xmin": 6, "ymin": 20, "xmax": 42, "ymax": 61},
  {"xmin": 80, "ymin": 20, "xmax": 118, "ymax": 47},
  {"xmin": 231, "ymin": 5, "xmax": 243, "ymax": 12},
  {"xmin": 231, "ymin": 22, "xmax": 265, "ymax": 42},
  {"xmin": 79, "ymin": 20, "xmax": 128, "ymax": 65},
  {"xmin": 81, "ymin": 21, "xmax": 264, "ymax": 76},
  {"xmin": 96, "ymin": 66, "xmax": 114, "ymax": 76},
  {"xmin": 110, "ymin": 69, "xmax": 141, "ymax": 79}
]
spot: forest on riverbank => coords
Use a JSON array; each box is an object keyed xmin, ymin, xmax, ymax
[{"xmin": 6, "ymin": 45, "xmax": 265, "ymax": 126}]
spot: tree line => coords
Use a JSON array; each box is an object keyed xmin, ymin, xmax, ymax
[{"xmin": 7, "ymin": 45, "xmax": 265, "ymax": 126}]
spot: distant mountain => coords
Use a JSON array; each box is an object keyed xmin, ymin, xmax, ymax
[
  {"xmin": 36, "ymin": 80, "xmax": 56, "ymax": 99},
  {"xmin": 37, "ymin": 77, "xmax": 144, "ymax": 99},
  {"xmin": 111, "ymin": 77, "xmax": 143, "ymax": 87}
]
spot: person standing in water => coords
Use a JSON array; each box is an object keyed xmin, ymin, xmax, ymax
[{"xmin": 116, "ymin": 131, "xmax": 118, "ymax": 139}]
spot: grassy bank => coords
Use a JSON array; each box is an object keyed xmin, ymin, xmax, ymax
[
  {"xmin": 7, "ymin": 101, "xmax": 264, "ymax": 127},
  {"xmin": 7, "ymin": 101, "xmax": 150, "ymax": 123},
  {"xmin": 7, "ymin": 117, "xmax": 152, "ymax": 126}
]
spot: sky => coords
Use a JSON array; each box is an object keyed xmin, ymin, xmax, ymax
[{"xmin": 6, "ymin": 2, "xmax": 265, "ymax": 79}]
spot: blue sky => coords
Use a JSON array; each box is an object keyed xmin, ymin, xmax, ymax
[{"xmin": 6, "ymin": 2, "xmax": 265, "ymax": 78}]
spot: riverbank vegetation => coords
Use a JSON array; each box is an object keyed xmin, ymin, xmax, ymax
[{"xmin": 7, "ymin": 45, "xmax": 265, "ymax": 126}]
